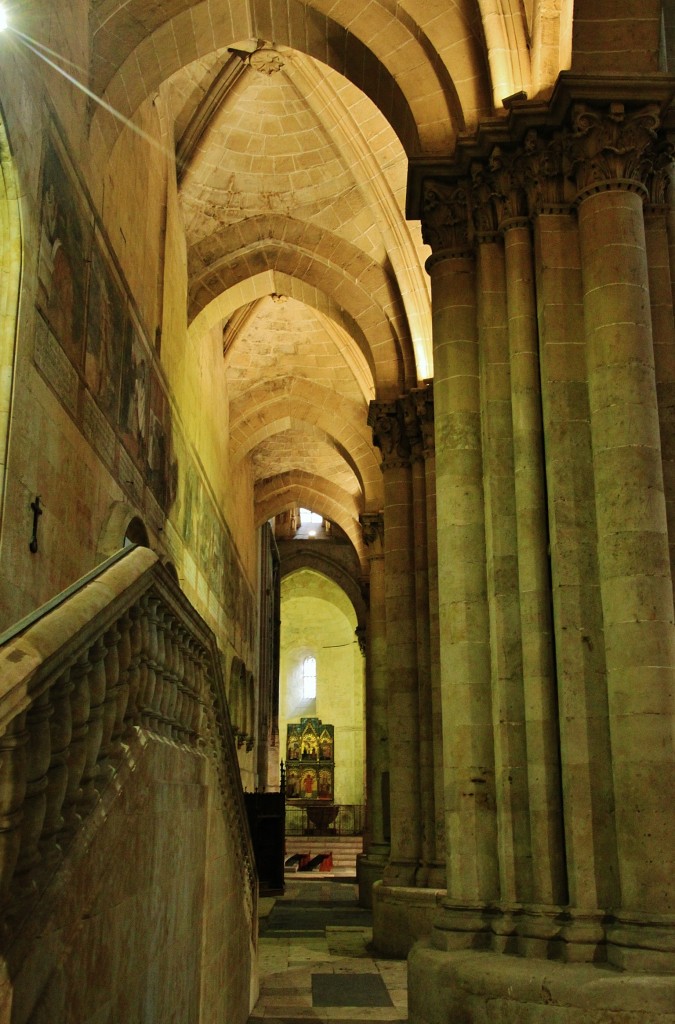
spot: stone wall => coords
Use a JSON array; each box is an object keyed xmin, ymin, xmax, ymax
[{"xmin": 1, "ymin": 732, "xmax": 255, "ymax": 1024}]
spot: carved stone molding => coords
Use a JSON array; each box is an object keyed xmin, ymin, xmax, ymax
[{"xmin": 566, "ymin": 101, "xmax": 661, "ymax": 199}]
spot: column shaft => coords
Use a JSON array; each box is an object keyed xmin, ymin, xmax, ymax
[
  {"xmin": 477, "ymin": 237, "xmax": 532, "ymax": 908},
  {"xmin": 431, "ymin": 253, "xmax": 498, "ymax": 921},
  {"xmin": 534, "ymin": 208, "xmax": 619, "ymax": 919},
  {"xmin": 423, "ymin": 441, "xmax": 446, "ymax": 887},
  {"xmin": 503, "ymin": 222, "xmax": 566, "ymax": 906},
  {"xmin": 411, "ymin": 452, "xmax": 435, "ymax": 884},
  {"xmin": 381, "ymin": 456, "xmax": 421, "ymax": 884},
  {"xmin": 645, "ymin": 209, "xmax": 675, "ymax": 588},
  {"xmin": 578, "ymin": 186, "xmax": 675, "ymax": 917}
]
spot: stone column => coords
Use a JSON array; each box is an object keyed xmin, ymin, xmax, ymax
[
  {"xmin": 525, "ymin": 130, "xmax": 618, "ymax": 955},
  {"xmin": 402, "ymin": 392, "xmax": 435, "ymax": 887},
  {"xmin": 413, "ymin": 383, "xmax": 446, "ymax": 888},
  {"xmin": 471, "ymin": 164, "xmax": 532, "ymax": 925},
  {"xmin": 357, "ymin": 512, "xmax": 390, "ymax": 907},
  {"xmin": 492, "ymin": 149, "xmax": 566, "ymax": 915},
  {"xmin": 421, "ymin": 181, "xmax": 498, "ymax": 948},
  {"xmin": 571, "ymin": 102, "xmax": 675, "ymax": 961},
  {"xmin": 644, "ymin": 170, "xmax": 675, "ymax": 588},
  {"xmin": 368, "ymin": 401, "xmax": 421, "ymax": 886}
]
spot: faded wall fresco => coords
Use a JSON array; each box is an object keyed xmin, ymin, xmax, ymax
[
  {"xmin": 33, "ymin": 129, "xmax": 254, "ymax": 650},
  {"xmin": 36, "ymin": 133, "xmax": 176, "ymax": 516}
]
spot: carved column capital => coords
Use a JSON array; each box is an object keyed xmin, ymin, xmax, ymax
[
  {"xmin": 400, "ymin": 393, "xmax": 425, "ymax": 463},
  {"xmin": 411, "ymin": 384, "xmax": 435, "ymax": 457},
  {"xmin": 469, "ymin": 161, "xmax": 499, "ymax": 241},
  {"xmin": 488, "ymin": 145, "xmax": 529, "ymax": 231},
  {"xmin": 566, "ymin": 101, "xmax": 661, "ymax": 200},
  {"xmin": 421, "ymin": 180, "xmax": 472, "ymax": 267},
  {"xmin": 520, "ymin": 129, "xmax": 572, "ymax": 215},
  {"xmin": 360, "ymin": 512, "xmax": 384, "ymax": 549},
  {"xmin": 368, "ymin": 400, "xmax": 411, "ymax": 469}
]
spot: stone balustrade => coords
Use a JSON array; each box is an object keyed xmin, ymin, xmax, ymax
[{"xmin": 0, "ymin": 545, "xmax": 256, "ymax": 933}]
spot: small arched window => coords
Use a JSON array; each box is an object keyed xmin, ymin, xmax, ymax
[{"xmin": 302, "ymin": 656, "xmax": 317, "ymax": 699}]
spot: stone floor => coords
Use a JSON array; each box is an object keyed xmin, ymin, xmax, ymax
[{"xmin": 249, "ymin": 878, "xmax": 409, "ymax": 1023}]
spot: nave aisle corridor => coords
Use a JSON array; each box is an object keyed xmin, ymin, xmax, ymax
[{"xmin": 249, "ymin": 880, "xmax": 408, "ymax": 1023}]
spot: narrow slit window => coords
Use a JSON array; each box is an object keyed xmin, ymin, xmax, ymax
[{"xmin": 303, "ymin": 656, "xmax": 317, "ymax": 699}]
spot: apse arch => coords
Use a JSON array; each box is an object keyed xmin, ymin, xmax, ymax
[
  {"xmin": 0, "ymin": 106, "xmax": 21, "ymax": 535},
  {"xmin": 90, "ymin": 0, "xmax": 469, "ymax": 159}
]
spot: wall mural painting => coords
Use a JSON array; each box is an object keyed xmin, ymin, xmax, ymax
[
  {"xmin": 37, "ymin": 138, "xmax": 91, "ymax": 369},
  {"xmin": 285, "ymin": 718, "xmax": 334, "ymax": 800},
  {"xmin": 147, "ymin": 368, "xmax": 177, "ymax": 510},
  {"xmin": 34, "ymin": 132, "xmax": 177, "ymax": 519},
  {"xmin": 118, "ymin": 321, "xmax": 149, "ymax": 466},
  {"xmin": 179, "ymin": 461, "xmax": 255, "ymax": 651},
  {"xmin": 86, "ymin": 243, "xmax": 126, "ymax": 421}
]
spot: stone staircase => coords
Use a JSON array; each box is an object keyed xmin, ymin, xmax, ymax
[{"xmin": 284, "ymin": 834, "xmax": 363, "ymax": 876}]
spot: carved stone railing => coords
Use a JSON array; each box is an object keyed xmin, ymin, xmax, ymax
[{"xmin": 0, "ymin": 545, "xmax": 257, "ymax": 934}]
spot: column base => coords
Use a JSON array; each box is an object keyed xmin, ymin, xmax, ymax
[
  {"xmin": 356, "ymin": 848, "xmax": 389, "ymax": 909},
  {"xmin": 409, "ymin": 940, "xmax": 675, "ymax": 1024},
  {"xmin": 372, "ymin": 881, "xmax": 446, "ymax": 958},
  {"xmin": 431, "ymin": 902, "xmax": 675, "ymax": 969}
]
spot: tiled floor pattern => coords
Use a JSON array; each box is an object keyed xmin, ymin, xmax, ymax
[{"xmin": 249, "ymin": 879, "xmax": 408, "ymax": 1023}]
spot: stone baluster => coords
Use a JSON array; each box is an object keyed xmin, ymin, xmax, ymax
[
  {"xmin": 124, "ymin": 603, "xmax": 143, "ymax": 727},
  {"xmin": 153, "ymin": 604, "xmax": 169, "ymax": 735},
  {"xmin": 137, "ymin": 595, "xmax": 160, "ymax": 729},
  {"xmin": 182, "ymin": 635, "xmax": 201, "ymax": 744},
  {"xmin": 421, "ymin": 179, "xmax": 498, "ymax": 948},
  {"xmin": 14, "ymin": 691, "xmax": 53, "ymax": 879},
  {"xmin": 570, "ymin": 100, "xmax": 675, "ymax": 965},
  {"xmin": 111, "ymin": 612, "xmax": 132, "ymax": 750},
  {"xmin": 369, "ymin": 398, "xmax": 422, "ymax": 887},
  {"xmin": 97, "ymin": 625, "xmax": 121, "ymax": 781},
  {"xmin": 62, "ymin": 654, "xmax": 91, "ymax": 829},
  {"xmin": 41, "ymin": 668, "xmax": 74, "ymax": 853},
  {"xmin": 173, "ymin": 626, "xmax": 190, "ymax": 743},
  {"xmin": 157, "ymin": 608, "xmax": 175, "ymax": 734},
  {"xmin": 79, "ymin": 638, "xmax": 107, "ymax": 807},
  {"xmin": 0, "ymin": 713, "xmax": 28, "ymax": 900}
]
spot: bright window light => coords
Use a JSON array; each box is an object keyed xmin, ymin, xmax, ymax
[
  {"xmin": 0, "ymin": 8, "xmax": 8, "ymax": 32},
  {"xmin": 302, "ymin": 656, "xmax": 317, "ymax": 699}
]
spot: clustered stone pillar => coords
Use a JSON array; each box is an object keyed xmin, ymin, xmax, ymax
[
  {"xmin": 369, "ymin": 400, "xmax": 421, "ymax": 886},
  {"xmin": 570, "ymin": 102, "xmax": 675, "ymax": 966},
  {"xmin": 365, "ymin": 389, "xmax": 442, "ymax": 896},
  {"xmin": 412, "ymin": 94, "xmax": 675, "ymax": 973},
  {"xmin": 421, "ymin": 182, "xmax": 499, "ymax": 947}
]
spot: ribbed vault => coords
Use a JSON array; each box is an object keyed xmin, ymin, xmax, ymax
[{"xmin": 83, "ymin": 0, "xmax": 570, "ymax": 575}]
